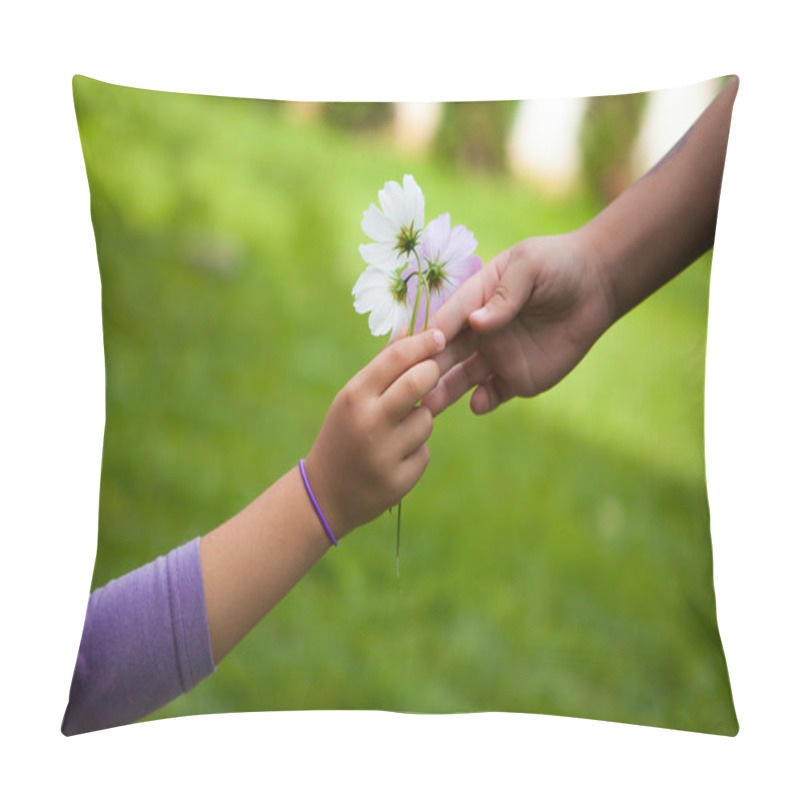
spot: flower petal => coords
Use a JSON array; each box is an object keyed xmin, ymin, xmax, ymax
[
  {"xmin": 402, "ymin": 174, "xmax": 425, "ymax": 228},
  {"xmin": 378, "ymin": 180, "xmax": 405, "ymax": 225},
  {"xmin": 361, "ymin": 203, "xmax": 398, "ymax": 242},
  {"xmin": 390, "ymin": 303, "xmax": 412, "ymax": 340},
  {"xmin": 354, "ymin": 265, "xmax": 388, "ymax": 289},
  {"xmin": 462, "ymin": 254, "xmax": 482, "ymax": 281},
  {"xmin": 440, "ymin": 223, "xmax": 477, "ymax": 264},
  {"xmin": 368, "ymin": 294, "xmax": 398, "ymax": 337},
  {"xmin": 353, "ymin": 265, "xmax": 412, "ymax": 338},
  {"xmin": 353, "ymin": 271, "xmax": 391, "ymax": 313},
  {"xmin": 359, "ymin": 241, "xmax": 397, "ymax": 269},
  {"xmin": 421, "ymin": 213, "xmax": 451, "ymax": 261}
]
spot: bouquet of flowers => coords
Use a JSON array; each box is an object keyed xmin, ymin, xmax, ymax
[
  {"xmin": 352, "ymin": 175, "xmax": 481, "ymax": 571},
  {"xmin": 353, "ymin": 174, "xmax": 481, "ymax": 339}
]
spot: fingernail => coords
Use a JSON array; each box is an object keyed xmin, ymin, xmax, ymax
[
  {"xmin": 471, "ymin": 308, "xmax": 488, "ymax": 324},
  {"xmin": 432, "ymin": 329, "xmax": 445, "ymax": 348}
]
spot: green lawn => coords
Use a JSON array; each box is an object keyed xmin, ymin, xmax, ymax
[{"xmin": 73, "ymin": 76, "xmax": 737, "ymax": 734}]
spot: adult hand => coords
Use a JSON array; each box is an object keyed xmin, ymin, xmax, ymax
[
  {"xmin": 423, "ymin": 78, "xmax": 739, "ymax": 418},
  {"xmin": 423, "ymin": 231, "xmax": 614, "ymax": 416}
]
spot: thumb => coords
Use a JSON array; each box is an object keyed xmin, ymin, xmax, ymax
[{"xmin": 468, "ymin": 246, "xmax": 537, "ymax": 334}]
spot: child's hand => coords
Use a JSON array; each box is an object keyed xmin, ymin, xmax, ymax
[{"xmin": 304, "ymin": 328, "xmax": 445, "ymax": 539}]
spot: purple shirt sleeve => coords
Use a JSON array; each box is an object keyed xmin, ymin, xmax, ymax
[{"xmin": 62, "ymin": 537, "xmax": 216, "ymax": 736}]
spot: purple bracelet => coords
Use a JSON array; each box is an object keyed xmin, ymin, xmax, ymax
[{"xmin": 298, "ymin": 458, "xmax": 338, "ymax": 547}]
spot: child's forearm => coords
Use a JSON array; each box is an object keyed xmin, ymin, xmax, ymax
[
  {"xmin": 580, "ymin": 75, "xmax": 738, "ymax": 322},
  {"xmin": 199, "ymin": 329, "xmax": 443, "ymax": 665},
  {"xmin": 199, "ymin": 466, "xmax": 334, "ymax": 664}
]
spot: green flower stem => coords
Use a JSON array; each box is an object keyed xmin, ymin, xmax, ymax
[
  {"xmin": 397, "ymin": 246, "xmax": 427, "ymax": 578},
  {"xmin": 407, "ymin": 247, "xmax": 425, "ymax": 336}
]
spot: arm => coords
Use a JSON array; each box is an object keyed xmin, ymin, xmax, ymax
[
  {"xmin": 62, "ymin": 538, "xmax": 215, "ymax": 736},
  {"xmin": 582, "ymin": 74, "xmax": 739, "ymax": 322},
  {"xmin": 63, "ymin": 329, "xmax": 444, "ymax": 733},
  {"xmin": 424, "ymin": 76, "xmax": 738, "ymax": 416},
  {"xmin": 201, "ymin": 327, "xmax": 443, "ymax": 663}
]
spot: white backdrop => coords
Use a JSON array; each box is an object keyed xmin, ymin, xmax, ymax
[{"xmin": 2, "ymin": 1, "xmax": 797, "ymax": 797}]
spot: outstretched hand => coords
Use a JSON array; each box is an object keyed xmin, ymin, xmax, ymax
[
  {"xmin": 423, "ymin": 231, "xmax": 614, "ymax": 416},
  {"xmin": 305, "ymin": 328, "xmax": 444, "ymax": 537}
]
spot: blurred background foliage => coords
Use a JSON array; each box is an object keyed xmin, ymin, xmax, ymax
[
  {"xmin": 580, "ymin": 91, "xmax": 650, "ymax": 202},
  {"xmin": 71, "ymin": 76, "xmax": 737, "ymax": 734},
  {"xmin": 322, "ymin": 101, "xmax": 394, "ymax": 134}
]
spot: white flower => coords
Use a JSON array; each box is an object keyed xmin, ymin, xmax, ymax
[
  {"xmin": 352, "ymin": 265, "xmax": 412, "ymax": 339},
  {"xmin": 358, "ymin": 174, "xmax": 425, "ymax": 273}
]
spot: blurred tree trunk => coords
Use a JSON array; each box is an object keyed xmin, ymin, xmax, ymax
[{"xmin": 433, "ymin": 101, "xmax": 519, "ymax": 172}]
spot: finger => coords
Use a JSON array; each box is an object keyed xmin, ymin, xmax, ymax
[
  {"xmin": 427, "ymin": 254, "xmax": 505, "ymax": 342},
  {"xmin": 470, "ymin": 374, "xmax": 511, "ymax": 415},
  {"xmin": 421, "ymin": 350, "xmax": 491, "ymax": 416},
  {"xmin": 365, "ymin": 328, "xmax": 445, "ymax": 395},
  {"xmin": 431, "ymin": 325, "xmax": 479, "ymax": 377},
  {"xmin": 469, "ymin": 246, "xmax": 536, "ymax": 335},
  {"xmin": 396, "ymin": 443, "xmax": 431, "ymax": 498},
  {"xmin": 383, "ymin": 358, "xmax": 441, "ymax": 420},
  {"xmin": 397, "ymin": 405, "xmax": 434, "ymax": 459}
]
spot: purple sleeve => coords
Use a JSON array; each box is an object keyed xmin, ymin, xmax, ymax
[{"xmin": 62, "ymin": 537, "xmax": 216, "ymax": 736}]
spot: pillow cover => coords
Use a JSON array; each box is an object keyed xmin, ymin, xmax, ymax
[{"xmin": 65, "ymin": 75, "xmax": 737, "ymax": 735}]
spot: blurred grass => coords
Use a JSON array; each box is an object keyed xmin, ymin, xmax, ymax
[{"xmin": 73, "ymin": 76, "xmax": 737, "ymax": 734}]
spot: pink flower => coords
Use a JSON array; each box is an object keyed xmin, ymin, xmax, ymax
[{"xmin": 404, "ymin": 213, "xmax": 482, "ymax": 333}]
